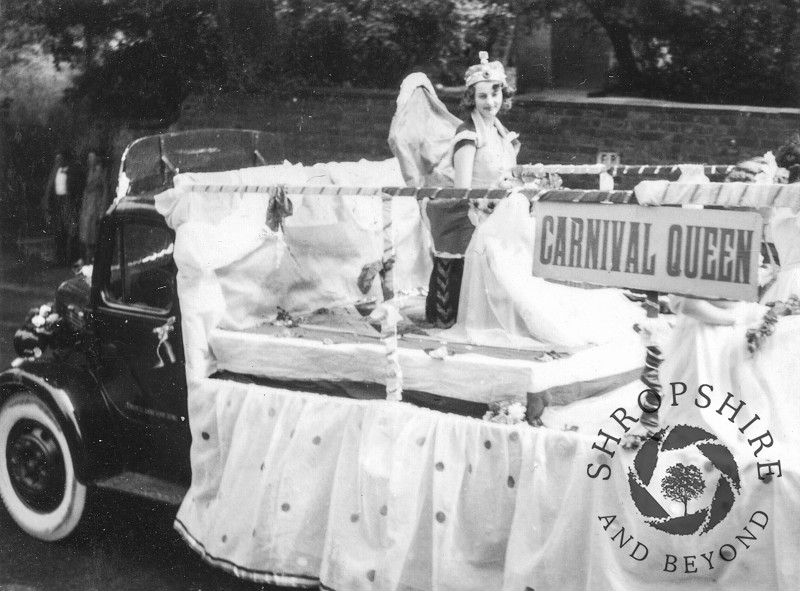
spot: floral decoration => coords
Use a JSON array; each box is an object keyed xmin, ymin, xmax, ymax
[
  {"xmin": 30, "ymin": 304, "xmax": 61, "ymax": 338},
  {"xmin": 274, "ymin": 306, "xmax": 299, "ymax": 327},
  {"xmin": 746, "ymin": 295, "xmax": 800, "ymax": 354},
  {"xmin": 483, "ymin": 400, "xmax": 527, "ymax": 425},
  {"xmin": 11, "ymin": 303, "xmax": 62, "ymax": 366}
]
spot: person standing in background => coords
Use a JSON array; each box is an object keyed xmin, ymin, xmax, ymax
[
  {"xmin": 42, "ymin": 149, "xmax": 81, "ymax": 266},
  {"xmin": 78, "ymin": 148, "xmax": 109, "ymax": 265}
]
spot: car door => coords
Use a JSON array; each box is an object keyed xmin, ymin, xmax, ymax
[{"xmin": 92, "ymin": 214, "xmax": 191, "ymax": 480}]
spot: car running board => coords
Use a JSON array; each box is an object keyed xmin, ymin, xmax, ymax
[{"xmin": 94, "ymin": 471, "xmax": 188, "ymax": 506}]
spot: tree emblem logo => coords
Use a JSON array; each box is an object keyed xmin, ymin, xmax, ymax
[
  {"xmin": 627, "ymin": 424, "xmax": 740, "ymax": 535},
  {"xmin": 661, "ymin": 463, "xmax": 705, "ymax": 517}
]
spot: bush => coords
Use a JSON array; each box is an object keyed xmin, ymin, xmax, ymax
[
  {"xmin": 604, "ymin": 1, "xmax": 800, "ymax": 107},
  {"xmin": 67, "ymin": 5, "xmax": 225, "ymax": 120}
]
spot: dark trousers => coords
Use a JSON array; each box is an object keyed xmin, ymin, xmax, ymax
[
  {"xmin": 425, "ymin": 257, "xmax": 465, "ymax": 327},
  {"xmin": 54, "ymin": 229, "xmax": 78, "ymax": 265},
  {"xmin": 49, "ymin": 198, "xmax": 78, "ymax": 265}
]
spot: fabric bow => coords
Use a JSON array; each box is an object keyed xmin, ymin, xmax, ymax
[
  {"xmin": 266, "ymin": 185, "xmax": 293, "ymax": 232},
  {"xmin": 153, "ymin": 316, "xmax": 177, "ymax": 368}
]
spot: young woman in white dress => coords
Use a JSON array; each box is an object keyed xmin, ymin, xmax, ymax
[{"xmin": 424, "ymin": 52, "xmax": 520, "ymax": 326}]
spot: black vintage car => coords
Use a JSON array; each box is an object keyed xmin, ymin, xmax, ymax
[{"xmin": 0, "ymin": 129, "xmax": 280, "ymax": 541}]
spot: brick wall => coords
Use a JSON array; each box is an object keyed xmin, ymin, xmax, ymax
[
  {"xmin": 177, "ymin": 88, "xmax": 800, "ymax": 188},
  {"xmin": 177, "ymin": 89, "xmax": 401, "ymax": 165}
]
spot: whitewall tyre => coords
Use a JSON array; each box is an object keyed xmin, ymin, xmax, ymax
[{"xmin": 0, "ymin": 392, "xmax": 87, "ymax": 541}]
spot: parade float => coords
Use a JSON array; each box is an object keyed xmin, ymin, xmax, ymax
[{"xmin": 1, "ymin": 125, "xmax": 798, "ymax": 591}]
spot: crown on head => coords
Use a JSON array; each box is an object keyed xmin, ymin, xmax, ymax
[{"xmin": 464, "ymin": 51, "xmax": 507, "ymax": 87}]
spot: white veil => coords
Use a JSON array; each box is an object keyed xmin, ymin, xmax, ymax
[{"xmin": 388, "ymin": 73, "xmax": 460, "ymax": 187}]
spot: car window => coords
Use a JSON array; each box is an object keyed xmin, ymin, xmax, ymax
[{"xmin": 104, "ymin": 222, "xmax": 175, "ymax": 312}]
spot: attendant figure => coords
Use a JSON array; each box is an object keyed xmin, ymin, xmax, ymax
[
  {"xmin": 622, "ymin": 296, "xmax": 763, "ymax": 448},
  {"xmin": 775, "ymin": 132, "xmax": 800, "ymax": 183},
  {"xmin": 656, "ymin": 297, "xmax": 762, "ymax": 435},
  {"xmin": 425, "ymin": 51, "xmax": 520, "ymax": 326},
  {"xmin": 78, "ymin": 149, "xmax": 110, "ymax": 265},
  {"xmin": 42, "ymin": 150, "xmax": 81, "ymax": 266},
  {"xmin": 759, "ymin": 205, "xmax": 800, "ymax": 304},
  {"xmin": 760, "ymin": 136, "xmax": 800, "ymax": 303}
]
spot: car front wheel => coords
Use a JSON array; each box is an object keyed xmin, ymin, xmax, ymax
[{"xmin": 0, "ymin": 392, "xmax": 86, "ymax": 541}]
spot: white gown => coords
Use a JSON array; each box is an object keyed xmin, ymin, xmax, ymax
[
  {"xmin": 658, "ymin": 298, "xmax": 761, "ymax": 433},
  {"xmin": 443, "ymin": 193, "xmax": 645, "ymax": 349},
  {"xmin": 761, "ymin": 208, "xmax": 800, "ymax": 303},
  {"xmin": 387, "ymin": 75, "xmax": 645, "ymax": 348}
]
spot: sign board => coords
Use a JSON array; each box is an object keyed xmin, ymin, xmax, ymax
[
  {"xmin": 532, "ymin": 202, "xmax": 763, "ymax": 301},
  {"xmin": 597, "ymin": 151, "xmax": 620, "ymax": 167}
]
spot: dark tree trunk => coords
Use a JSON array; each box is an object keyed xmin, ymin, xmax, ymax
[
  {"xmin": 510, "ymin": 0, "xmax": 550, "ymax": 92},
  {"xmin": 583, "ymin": 2, "xmax": 642, "ymax": 92}
]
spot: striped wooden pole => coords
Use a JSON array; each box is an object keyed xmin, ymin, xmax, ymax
[
  {"xmin": 370, "ymin": 303, "xmax": 403, "ymax": 402},
  {"xmin": 639, "ymin": 292, "xmax": 663, "ymax": 434},
  {"xmin": 177, "ymin": 183, "xmax": 636, "ymax": 204}
]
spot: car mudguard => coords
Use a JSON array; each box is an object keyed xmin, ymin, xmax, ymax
[{"xmin": 0, "ymin": 361, "xmax": 121, "ymax": 484}]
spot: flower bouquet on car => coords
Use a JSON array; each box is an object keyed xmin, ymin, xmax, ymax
[{"xmin": 12, "ymin": 304, "xmax": 64, "ymax": 364}]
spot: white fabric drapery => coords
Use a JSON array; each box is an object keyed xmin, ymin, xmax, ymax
[
  {"xmin": 155, "ymin": 159, "xmax": 430, "ymax": 385},
  {"xmin": 155, "ymin": 162, "xmax": 800, "ymax": 590},
  {"xmin": 174, "ymin": 344, "xmax": 800, "ymax": 590}
]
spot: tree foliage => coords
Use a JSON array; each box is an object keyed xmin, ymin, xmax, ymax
[
  {"xmin": 640, "ymin": 0, "xmax": 800, "ymax": 106},
  {"xmin": 72, "ymin": 4, "xmax": 226, "ymax": 119},
  {"xmin": 527, "ymin": 0, "xmax": 800, "ymax": 106},
  {"xmin": 3, "ymin": 0, "xmax": 800, "ymax": 111},
  {"xmin": 2, "ymin": 0, "xmax": 513, "ymax": 117},
  {"xmin": 1, "ymin": 1, "xmax": 258, "ymax": 119}
]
